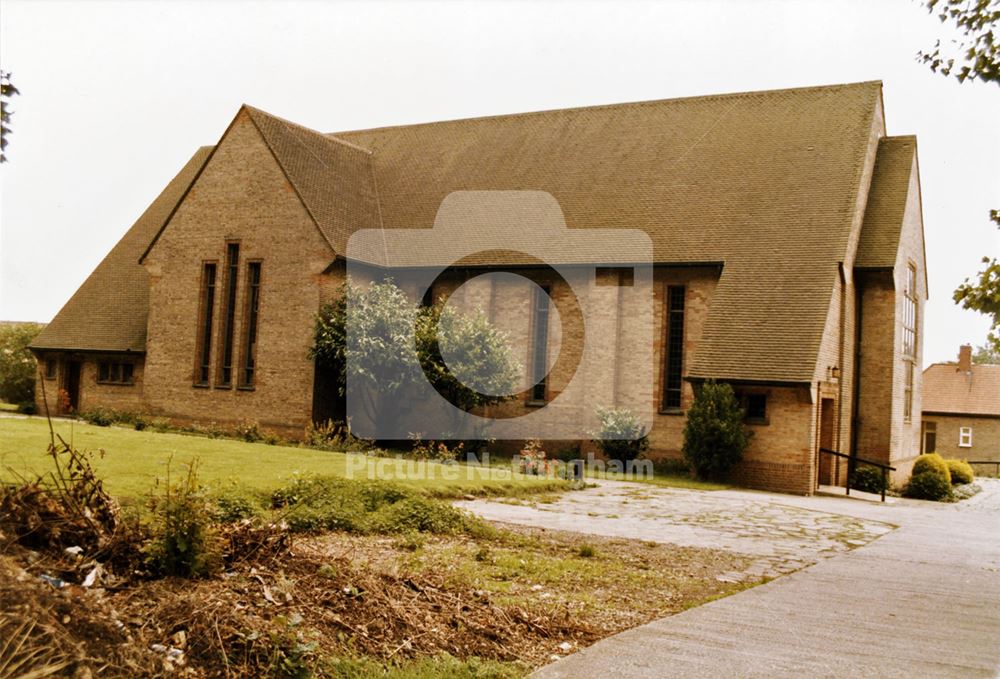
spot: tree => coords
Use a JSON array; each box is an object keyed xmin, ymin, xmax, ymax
[
  {"xmin": 590, "ymin": 406, "xmax": 649, "ymax": 465},
  {"xmin": 953, "ymin": 210, "xmax": 1000, "ymax": 352},
  {"xmin": 972, "ymin": 342, "xmax": 1000, "ymax": 364},
  {"xmin": 918, "ymin": 0, "xmax": 1000, "ymax": 85},
  {"xmin": 682, "ymin": 380, "xmax": 751, "ymax": 481},
  {"xmin": 0, "ymin": 70, "xmax": 19, "ymax": 163},
  {"xmin": 0, "ymin": 322, "xmax": 42, "ymax": 407},
  {"xmin": 312, "ymin": 281, "xmax": 519, "ymax": 436}
]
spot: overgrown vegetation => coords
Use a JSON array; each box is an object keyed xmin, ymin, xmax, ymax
[
  {"xmin": 947, "ymin": 458, "xmax": 975, "ymax": 485},
  {"xmin": 682, "ymin": 380, "xmax": 751, "ymax": 481},
  {"xmin": 0, "ymin": 428, "xmax": 752, "ymax": 677}
]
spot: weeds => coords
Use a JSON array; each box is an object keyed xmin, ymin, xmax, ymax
[{"xmin": 144, "ymin": 459, "xmax": 220, "ymax": 577}]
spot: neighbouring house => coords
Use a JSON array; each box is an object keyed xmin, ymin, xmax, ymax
[
  {"xmin": 29, "ymin": 80, "xmax": 928, "ymax": 494},
  {"xmin": 922, "ymin": 345, "xmax": 1000, "ymax": 468}
]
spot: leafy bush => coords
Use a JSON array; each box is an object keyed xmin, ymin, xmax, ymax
[
  {"xmin": 144, "ymin": 461, "xmax": 220, "ymax": 577},
  {"xmin": 912, "ymin": 453, "xmax": 951, "ymax": 483},
  {"xmin": 590, "ymin": 407, "xmax": 650, "ymax": 464},
  {"xmin": 370, "ymin": 496, "xmax": 470, "ymax": 534},
  {"xmin": 946, "ymin": 459, "xmax": 975, "ymax": 485},
  {"xmin": 682, "ymin": 380, "xmax": 751, "ymax": 481},
  {"xmin": 235, "ymin": 419, "xmax": 264, "ymax": 443},
  {"xmin": 848, "ymin": 465, "xmax": 887, "ymax": 494},
  {"xmin": 0, "ymin": 322, "xmax": 42, "ymax": 405},
  {"xmin": 212, "ymin": 487, "xmax": 267, "ymax": 523},
  {"xmin": 80, "ymin": 407, "xmax": 116, "ymax": 427},
  {"xmin": 904, "ymin": 470, "xmax": 952, "ymax": 501}
]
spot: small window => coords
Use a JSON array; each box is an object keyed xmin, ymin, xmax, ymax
[
  {"xmin": 746, "ymin": 394, "xmax": 767, "ymax": 422},
  {"xmin": 44, "ymin": 358, "xmax": 57, "ymax": 380},
  {"xmin": 97, "ymin": 361, "xmax": 135, "ymax": 385},
  {"xmin": 959, "ymin": 427, "xmax": 973, "ymax": 448},
  {"xmin": 736, "ymin": 391, "xmax": 768, "ymax": 424}
]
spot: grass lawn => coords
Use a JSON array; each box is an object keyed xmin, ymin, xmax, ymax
[
  {"xmin": 0, "ymin": 401, "xmax": 18, "ymax": 412},
  {"xmin": 0, "ymin": 416, "xmax": 566, "ymax": 500}
]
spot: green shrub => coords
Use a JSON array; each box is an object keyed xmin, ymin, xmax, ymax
[
  {"xmin": 235, "ymin": 419, "xmax": 264, "ymax": 443},
  {"xmin": 272, "ymin": 476, "xmax": 480, "ymax": 536},
  {"xmin": 212, "ymin": 487, "xmax": 266, "ymax": 523},
  {"xmin": 590, "ymin": 407, "xmax": 650, "ymax": 464},
  {"xmin": 0, "ymin": 323, "xmax": 43, "ymax": 405},
  {"xmin": 848, "ymin": 465, "xmax": 887, "ymax": 494},
  {"xmin": 946, "ymin": 459, "xmax": 974, "ymax": 485},
  {"xmin": 17, "ymin": 401, "xmax": 36, "ymax": 415},
  {"xmin": 577, "ymin": 544, "xmax": 597, "ymax": 558},
  {"xmin": 903, "ymin": 470, "xmax": 952, "ymax": 501},
  {"xmin": 370, "ymin": 496, "xmax": 471, "ymax": 534},
  {"xmin": 80, "ymin": 407, "xmax": 115, "ymax": 427},
  {"xmin": 682, "ymin": 380, "xmax": 751, "ymax": 481},
  {"xmin": 144, "ymin": 461, "xmax": 220, "ymax": 577},
  {"xmin": 912, "ymin": 453, "xmax": 951, "ymax": 483}
]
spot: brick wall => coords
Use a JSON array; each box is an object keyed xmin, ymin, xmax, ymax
[{"xmin": 923, "ymin": 414, "xmax": 1000, "ymax": 463}]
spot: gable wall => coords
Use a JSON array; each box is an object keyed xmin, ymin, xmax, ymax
[{"xmin": 142, "ymin": 110, "xmax": 334, "ymax": 433}]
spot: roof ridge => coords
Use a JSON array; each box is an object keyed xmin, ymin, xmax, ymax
[
  {"xmin": 244, "ymin": 104, "xmax": 373, "ymax": 155},
  {"xmin": 328, "ymin": 80, "xmax": 883, "ymax": 137}
]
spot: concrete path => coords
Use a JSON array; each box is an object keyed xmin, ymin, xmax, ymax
[{"xmin": 460, "ymin": 480, "xmax": 1000, "ymax": 678}]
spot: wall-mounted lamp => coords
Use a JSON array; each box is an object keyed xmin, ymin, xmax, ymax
[{"xmin": 828, "ymin": 365, "xmax": 840, "ymax": 381}]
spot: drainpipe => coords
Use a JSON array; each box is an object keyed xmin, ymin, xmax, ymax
[
  {"xmin": 850, "ymin": 281, "xmax": 863, "ymax": 458},
  {"xmin": 836, "ymin": 263, "xmax": 846, "ymax": 486}
]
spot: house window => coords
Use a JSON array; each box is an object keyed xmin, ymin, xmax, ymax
[
  {"xmin": 97, "ymin": 361, "xmax": 134, "ymax": 385},
  {"xmin": 902, "ymin": 264, "xmax": 917, "ymax": 357},
  {"xmin": 959, "ymin": 427, "xmax": 973, "ymax": 448},
  {"xmin": 194, "ymin": 262, "xmax": 217, "ymax": 386},
  {"xmin": 662, "ymin": 286, "xmax": 685, "ymax": 410},
  {"xmin": 529, "ymin": 284, "xmax": 551, "ymax": 403},
  {"xmin": 217, "ymin": 243, "xmax": 240, "ymax": 387},
  {"xmin": 44, "ymin": 357, "xmax": 57, "ymax": 380},
  {"xmin": 239, "ymin": 262, "xmax": 262, "ymax": 388},
  {"xmin": 922, "ymin": 421, "xmax": 937, "ymax": 454},
  {"xmin": 903, "ymin": 360, "xmax": 914, "ymax": 422}
]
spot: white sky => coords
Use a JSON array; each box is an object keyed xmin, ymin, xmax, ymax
[{"xmin": 0, "ymin": 0, "xmax": 997, "ymax": 367}]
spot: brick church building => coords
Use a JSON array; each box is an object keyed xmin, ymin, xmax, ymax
[{"xmin": 31, "ymin": 81, "xmax": 927, "ymax": 494}]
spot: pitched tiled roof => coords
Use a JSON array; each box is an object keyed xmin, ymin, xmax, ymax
[
  {"xmin": 333, "ymin": 81, "xmax": 884, "ymax": 382},
  {"xmin": 856, "ymin": 136, "xmax": 916, "ymax": 269},
  {"xmin": 30, "ymin": 147, "xmax": 212, "ymax": 353},
  {"xmin": 923, "ymin": 363, "xmax": 1000, "ymax": 417},
  {"xmin": 243, "ymin": 107, "xmax": 382, "ymax": 255}
]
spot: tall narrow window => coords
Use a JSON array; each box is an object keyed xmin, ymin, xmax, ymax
[
  {"xmin": 662, "ymin": 286, "xmax": 685, "ymax": 409},
  {"xmin": 903, "ymin": 360, "xmax": 914, "ymax": 422},
  {"xmin": 194, "ymin": 262, "xmax": 217, "ymax": 385},
  {"xmin": 239, "ymin": 262, "xmax": 262, "ymax": 388},
  {"xmin": 529, "ymin": 285, "xmax": 551, "ymax": 403},
  {"xmin": 217, "ymin": 243, "xmax": 240, "ymax": 387},
  {"xmin": 903, "ymin": 264, "xmax": 917, "ymax": 357}
]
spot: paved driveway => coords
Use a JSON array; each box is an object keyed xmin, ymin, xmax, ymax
[{"xmin": 457, "ymin": 479, "xmax": 1000, "ymax": 678}]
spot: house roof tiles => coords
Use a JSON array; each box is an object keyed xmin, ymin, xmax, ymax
[{"xmin": 923, "ymin": 363, "xmax": 1000, "ymax": 417}]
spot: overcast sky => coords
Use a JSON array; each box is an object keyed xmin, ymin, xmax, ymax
[{"xmin": 1, "ymin": 0, "xmax": 997, "ymax": 367}]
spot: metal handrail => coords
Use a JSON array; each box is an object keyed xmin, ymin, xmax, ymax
[
  {"xmin": 819, "ymin": 447, "xmax": 896, "ymax": 502},
  {"xmin": 967, "ymin": 460, "xmax": 1000, "ymax": 476}
]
